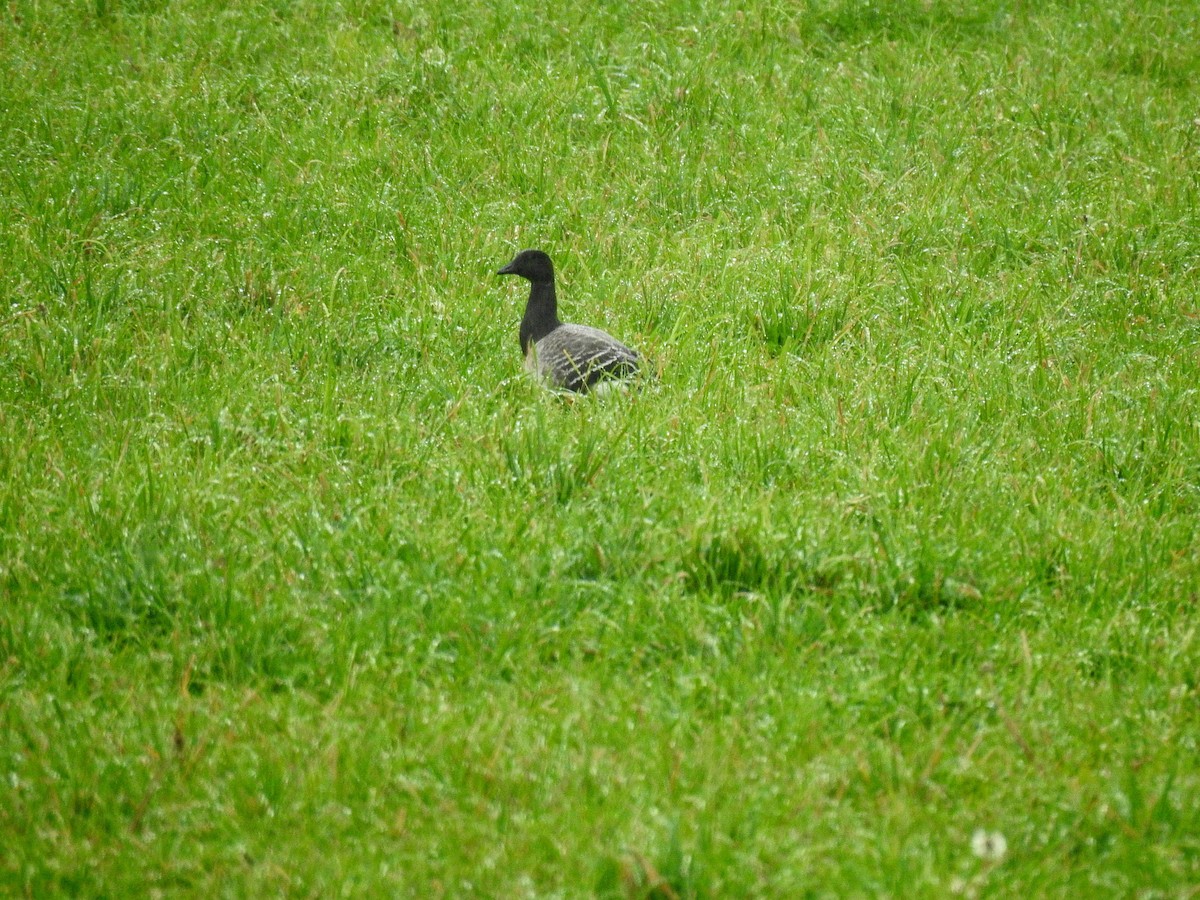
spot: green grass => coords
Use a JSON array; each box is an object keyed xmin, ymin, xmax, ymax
[{"xmin": 2, "ymin": 0, "xmax": 1199, "ymax": 894}]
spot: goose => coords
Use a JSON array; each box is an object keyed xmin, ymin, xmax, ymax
[{"xmin": 496, "ymin": 249, "xmax": 642, "ymax": 393}]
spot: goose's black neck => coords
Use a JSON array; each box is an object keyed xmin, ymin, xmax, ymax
[{"xmin": 519, "ymin": 280, "xmax": 561, "ymax": 353}]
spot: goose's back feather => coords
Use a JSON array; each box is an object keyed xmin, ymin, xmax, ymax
[{"xmin": 531, "ymin": 323, "xmax": 641, "ymax": 393}]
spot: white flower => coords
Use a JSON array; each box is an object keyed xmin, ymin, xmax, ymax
[{"xmin": 971, "ymin": 829, "xmax": 1008, "ymax": 862}]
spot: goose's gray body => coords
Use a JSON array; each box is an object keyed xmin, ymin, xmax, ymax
[
  {"xmin": 497, "ymin": 249, "xmax": 642, "ymax": 394},
  {"xmin": 526, "ymin": 323, "xmax": 640, "ymax": 393}
]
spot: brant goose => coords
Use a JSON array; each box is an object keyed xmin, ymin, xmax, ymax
[{"xmin": 497, "ymin": 249, "xmax": 642, "ymax": 394}]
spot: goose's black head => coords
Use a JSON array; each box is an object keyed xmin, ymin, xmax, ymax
[{"xmin": 497, "ymin": 249, "xmax": 555, "ymax": 284}]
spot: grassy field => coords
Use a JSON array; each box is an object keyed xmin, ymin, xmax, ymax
[{"xmin": 2, "ymin": 0, "xmax": 1199, "ymax": 894}]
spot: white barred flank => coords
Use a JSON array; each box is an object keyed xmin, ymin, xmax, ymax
[{"xmin": 531, "ymin": 323, "xmax": 641, "ymax": 393}]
